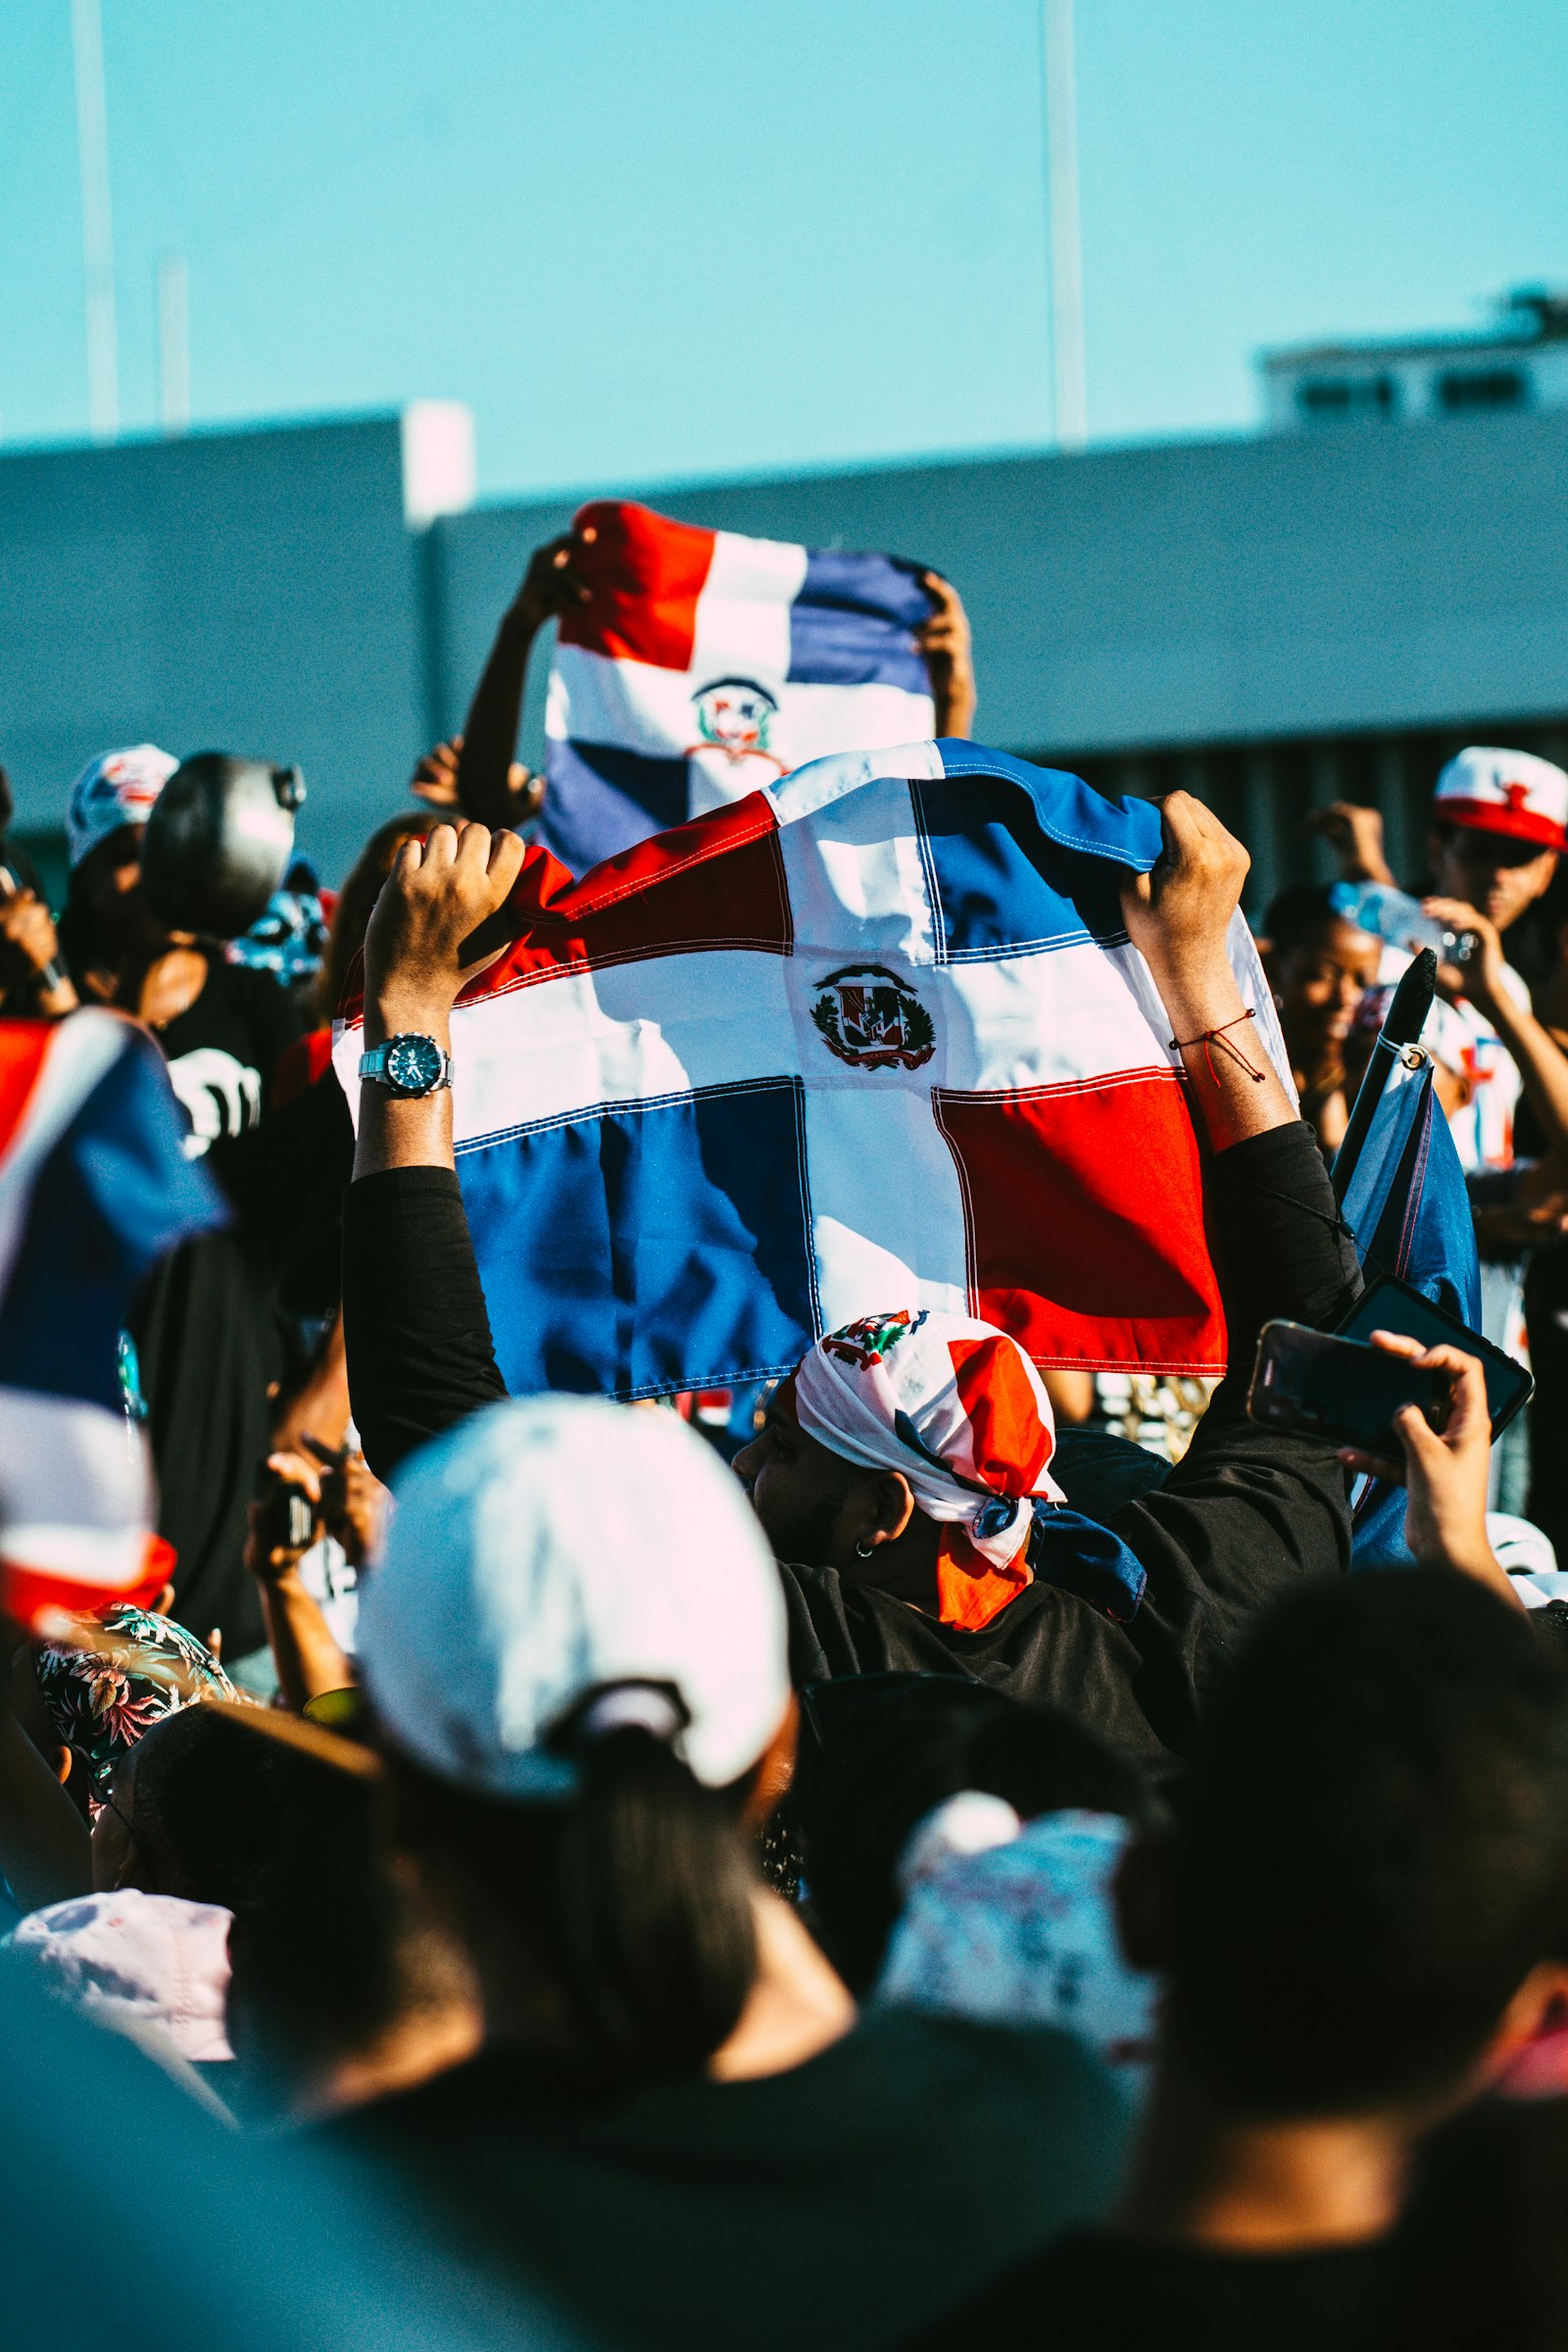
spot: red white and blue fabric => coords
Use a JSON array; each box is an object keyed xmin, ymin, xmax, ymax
[
  {"xmin": 791, "ymin": 1305, "xmax": 1081, "ymax": 1630},
  {"xmin": 541, "ymin": 500, "xmax": 936, "ymax": 872},
  {"xmin": 0, "ymin": 1012, "xmax": 226, "ymax": 1626},
  {"xmin": 336, "ymin": 741, "xmax": 1292, "ymax": 1417}
]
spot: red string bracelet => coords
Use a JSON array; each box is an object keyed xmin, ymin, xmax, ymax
[{"xmin": 1167, "ymin": 1007, "xmax": 1267, "ymax": 1086}]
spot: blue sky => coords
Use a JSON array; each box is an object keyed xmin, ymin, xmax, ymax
[{"xmin": 3, "ymin": 0, "xmax": 1566, "ymax": 498}]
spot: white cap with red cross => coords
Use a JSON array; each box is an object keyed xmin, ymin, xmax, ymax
[{"xmin": 1433, "ymin": 746, "xmax": 1568, "ymax": 855}]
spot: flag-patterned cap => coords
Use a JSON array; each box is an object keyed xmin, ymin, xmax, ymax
[
  {"xmin": 1433, "ymin": 747, "xmax": 1568, "ymax": 855},
  {"xmin": 66, "ymin": 744, "xmax": 178, "ymax": 869}
]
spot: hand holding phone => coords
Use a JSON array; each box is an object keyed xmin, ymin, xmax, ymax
[
  {"xmin": 1250, "ymin": 1323, "xmax": 1521, "ymax": 1606},
  {"xmin": 1339, "ymin": 1333, "xmax": 1512, "ymax": 1597},
  {"xmin": 1249, "ymin": 1321, "xmax": 1454, "ymax": 1461},
  {"xmin": 247, "ymin": 1450, "xmax": 324, "ymax": 1583}
]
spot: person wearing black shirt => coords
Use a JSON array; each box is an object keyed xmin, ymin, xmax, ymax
[
  {"xmin": 340, "ymin": 794, "xmax": 1360, "ymax": 1776},
  {"xmin": 904, "ymin": 1568, "xmax": 1568, "ymax": 2352},
  {"xmin": 49, "ymin": 747, "xmax": 344, "ymax": 1653},
  {"xmin": 323, "ymin": 1380, "xmax": 1128, "ymax": 2352}
]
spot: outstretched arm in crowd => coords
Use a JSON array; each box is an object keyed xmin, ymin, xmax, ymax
[
  {"xmin": 343, "ymin": 823, "xmax": 522, "ymax": 1474},
  {"xmin": 1107, "ymin": 795, "xmax": 1363, "ymax": 1750},
  {"xmin": 1426, "ymin": 897, "xmax": 1568, "ymax": 1164},
  {"xmin": 244, "ymin": 1446, "xmax": 378, "ymax": 1710},
  {"xmin": 441, "ymin": 529, "xmax": 599, "ymax": 829},
  {"xmin": 916, "ymin": 572, "xmax": 976, "ymax": 739},
  {"xmin": 1120, "ymin": 791, "xmax": 1298, "ymax": 1150},
  {"xmin": 1339, "ymin": 1336, "xmax": 1521, "ymax": 1610}
]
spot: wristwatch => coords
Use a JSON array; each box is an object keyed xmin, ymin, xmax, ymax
[{"xmin": 359, "ymin": 1033, "xmax": 453, "ymax": 1098}]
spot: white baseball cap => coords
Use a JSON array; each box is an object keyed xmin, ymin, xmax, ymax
[
  {"xmin": 359, "ymin": 1396, "xmax": 792, "ymax": 1800},
  {"xmin": 66, "ymin": 744, "xmax": 178, "ymax": 869},
  {"xmin": 10, "ymin": 1888, "xmax": 233, "ymax": 2063},
  {"xmin": 1433, "ymin": 746, "xmax": 1568, "ymax": 856}
]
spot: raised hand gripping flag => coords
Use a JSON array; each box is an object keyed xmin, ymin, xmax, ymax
[
  {"xmin": 0, "ymin": 1012, "xmax": 226, "ymax": 1625},
  {"xmin": 541, "ymin": 500, "xmax": 937, "ymax": 872},
  {"xmin": 336, "ymin": 743, "xmax": 1291, "ymax": 1401}
]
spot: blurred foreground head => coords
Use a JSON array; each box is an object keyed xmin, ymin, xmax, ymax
[
  {"xmin": 359, "ymin": 1396, "xmax": 794, "ymax": 2081},
  {"xmin": 1157, "ymin": 1572, "xmax": 1568, "ymax": 2119}
]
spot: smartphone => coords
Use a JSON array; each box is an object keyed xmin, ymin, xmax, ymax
[
  {"xmin": 253, "ymin": 1464, "xmax": 318, "ymax": 1554},
  {"xmin": 1248, "ymin": 1320, "xmax": 1454, "ymax": 1458},
  {"xmin": 1335, "ymin": 1271, "xmax": 1533, "ymax": 1440}
]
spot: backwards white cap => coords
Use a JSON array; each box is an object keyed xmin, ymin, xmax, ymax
[
  {"xmin": 1433, "ymin": 746, "xmax": 1568, "ymax": 855},
  {"xmin": 359, "ymin": 1396, "xmax": 791, "ymax": 1800},
  {"xmin": 66, "ymin": 744, "xmax": 178, "ymax": 869}
]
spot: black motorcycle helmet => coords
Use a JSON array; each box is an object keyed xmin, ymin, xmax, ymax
[{"xmin": 140, "ymin": 754, "xmax": 306, "ymax": 941}]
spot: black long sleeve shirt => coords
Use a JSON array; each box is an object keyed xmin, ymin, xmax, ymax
[{"xmin": 343, "ymin": 1118, "xmax": 1359, "ymax": 1773}]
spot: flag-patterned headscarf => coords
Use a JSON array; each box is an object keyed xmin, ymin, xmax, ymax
[{"xmin": 791, "ymin": 1308, "xmax": 1069, "ymax": 1632}]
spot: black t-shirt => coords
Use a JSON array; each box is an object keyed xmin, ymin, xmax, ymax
[
  {"xmin": 341, "ymin": 1121, "xmax": 1360, "ymax": 1774},
  {"xmin": 904, "ymin": 2225, "xmax": 1391, "ymax": 2351},
  {"xmin": 154, "ymin": 952, "xmax": 301, "ymax": 1155},
  {"xmin": 327, "ymin": 2010, "xmax": 1129, "ymax": 2352},
  {"xmin": 128, "ymin": 953, "xmax": 318, "ymax": 1653}
]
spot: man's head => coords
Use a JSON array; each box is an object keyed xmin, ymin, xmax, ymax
[
  {"xmin": 359, "ymin": 1396, "xmax": 795, "ymax": 2076},
  {"xmin": 1133, "ymin": 1573, "xmax": 1568, "ymax": 2124},
  {"xmin": 1428, "ymin": 747, "xmax": 1568, "ymax": 932},
  {"xmin": 35, "ymin": 1604, "xmax": 236, "ymax": 1818},
  {"xmin": 734, "ymin": 1307, "xmax": 1062, "ymax": 1631},
  {"xmin": 1261, "ymin": 884, "xmax": 1382, "ymax": 1065},
  {"xmin": 64, "ymin": 746, "xmax": 177, "ymax": 948},
  {"xmin": 796, "ymin": 1671, "xmax": 1154, "ymax": 1992},
  {"xmin": 92, "ymin": 1701, "xmax": 284, "ymax": 1916}
]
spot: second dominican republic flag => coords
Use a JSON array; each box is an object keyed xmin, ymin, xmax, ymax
[
  {"xmin": 540, "ymin": 499, "xmax": 936, "ymax": 871},
  {"xmin": 337, "ymin": 742, "xmax": 1291, "ymax": 1401},
  {"xmin": 0, "ymin": 1012, "xmax": 226, "ymax": 1625}
]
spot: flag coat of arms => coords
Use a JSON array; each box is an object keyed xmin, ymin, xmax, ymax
[
  {"xmin": 0, "ymin": 1011, "xmax": 226, "ymax": 1624},
  {"xmin": 336, "ymin": 742, "xmax": 1291, "ymax": 1401},
  {"xmin": 541, "ymin": 500, "xmax": 937, "ymax": 872}
]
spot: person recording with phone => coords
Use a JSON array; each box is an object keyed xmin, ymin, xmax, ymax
[
  {"xmin": 1333, "ymin": 1333, "xmax": 1522, "ymax": 1609},
  {"xmin": 246, "ymin": 1440, "xmax": 385, "ymax": 1712}
]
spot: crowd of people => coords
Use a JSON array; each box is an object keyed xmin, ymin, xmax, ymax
[{"xmin": 7, "ymin": 540, "xmax": 1568, "ymax": 2351}]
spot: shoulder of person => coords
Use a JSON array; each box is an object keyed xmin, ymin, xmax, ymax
[{"xmin": 850, "ymin": 2004, "xmax": 1129, "ymax": 2118}]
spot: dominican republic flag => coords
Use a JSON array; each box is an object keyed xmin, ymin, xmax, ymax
[
  {"xmin": 339, "ymin": 742, "xmax": 1291, "ymax": 1401},
  {"xmin": 0, "ymin": 1013, "xmax": 226, "ymax": 1626},
  {"xmin": 540, "ymin": 499, "xmax": 936, "ymax": 873}
]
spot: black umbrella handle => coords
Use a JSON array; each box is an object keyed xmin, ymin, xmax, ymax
[{"xmin": 1330, "ymin": 950, "xmax": 1438, "ymax": 1204}]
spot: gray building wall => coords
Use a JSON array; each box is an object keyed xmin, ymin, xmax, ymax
[
  {"xmin": 6, "ymin": 403, "xmax": 1568, "ymax": 906},
  {"xmin": 0, "ymin": 416, "xmax": 426, "ymax": 884}
]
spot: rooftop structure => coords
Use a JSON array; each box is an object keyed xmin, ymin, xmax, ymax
[{"xmin": 1260, "ymin": 287, "xmax": 1568, "ymax": 431}]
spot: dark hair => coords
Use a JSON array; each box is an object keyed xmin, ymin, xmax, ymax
[
  {"xmin": 1262, "ymin": 881, "xmax": 1346, "ymax": 956},
  {"xmin": 793, "ymin": 1672, "xmax": 1155, "ymax": 1994},
  {"xmin": 128, "ymin": 1704, "xmax": 285, "ymax": 1918},
  {"xmin": 1167, "ymin": 1573, "xmax": 1568, "ymax": 2119},
  {"xmin": 225, "ymin": 1761, "xmax": 468, "ymax": 2109},
  {"xmin": 389, "ymin": 1712, "xmax": 760, "ymax": 2082}
]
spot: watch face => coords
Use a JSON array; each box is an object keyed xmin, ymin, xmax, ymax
[{"xmin": 384, "ymin": 1033, "xmax": 444, "ymax": 1096}]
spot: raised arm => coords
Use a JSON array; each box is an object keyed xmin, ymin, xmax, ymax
[
  {"xmin": 1120, "ymin": 790, "xmax": 1298, "ymax": 1148},
  {"xmin": 1106, "ymin": 798, "xmax": 1361, "ymax": 1747},
  {"xmin": 1426, "ymin": 896, "xmax": 1568, "ymax": 1163},
  {"xmin": 342, "ymin": 824, "xmax": 523, "ymax": 1477},
  {"xmin": 453, "ymin": 529, "xmax": 596, "ymax": 827},
  {"xmin": 915, "ymin": 571, "xmax": 976, "ymax": 740}
]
